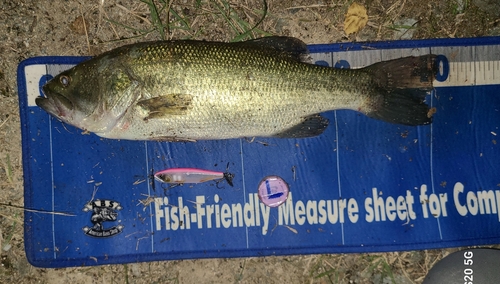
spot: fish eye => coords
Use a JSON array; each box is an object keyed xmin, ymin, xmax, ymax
[{"xmin": 59, "ymin": 75, "xmax": 71, "ymax": 87}]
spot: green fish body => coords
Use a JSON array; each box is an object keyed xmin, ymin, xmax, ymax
[{"xmin": 37, "ymin": 37, "xmax": 436, "ymax": 141}]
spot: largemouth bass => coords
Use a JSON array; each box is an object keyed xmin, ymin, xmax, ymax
[{"xmin": 36, "ymin": 36, "xmax": 436, "ymax": 141}]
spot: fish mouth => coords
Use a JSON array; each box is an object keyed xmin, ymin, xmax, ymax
[{"xmin": 36, "ymin": 87, "xmax": 74, "ymax": 120}]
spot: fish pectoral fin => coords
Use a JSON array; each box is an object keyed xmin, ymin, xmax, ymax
[
  {"xmin": 273, "ymin": 115, "xmax": 329, "ymax": 138},
  {"xmin": 137, "ymin": 94, "xmax": 193, "ymax": 119}
]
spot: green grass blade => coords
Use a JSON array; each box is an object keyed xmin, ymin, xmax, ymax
[
  {"xmin": 313, "ymin": 268, "xmax": 337, "ymax": 279},
  {"xmin": 141, "ymin": 0, "xmax": 167, "ymax": 40},
  {"xmin": 4, "ymin": 153, "xmax": 13, "ymax": 184},
  {"xmin": 169, "ymin": 7, "xmax": 191, "ymax": 31},
  {"xmin": 212, "ymin": 0, "xmax": 240, "ymax": 36},
  {"xmin": 230, "ymin": 0, "xmax": 269, "ymax": 42}
]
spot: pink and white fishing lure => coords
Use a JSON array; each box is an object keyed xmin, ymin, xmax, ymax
[{"xmin": 154, "ymin": 168, "xmax": 234, "ymax": 187}]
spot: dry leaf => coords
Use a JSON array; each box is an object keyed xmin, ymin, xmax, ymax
[
  {"xmin": 70, "ymin": 16, "xmax": 89, "ymax": 35},
  {"xmin": 427, "ymin": 107, "xmax": 437, "ymax": 118},
  {"xmin": 344, "ymin": 2, "xmax": 368, "ymax": 35}
]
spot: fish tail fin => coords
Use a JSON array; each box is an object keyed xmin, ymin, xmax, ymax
[{"xmin": 362, "ymin": 54, "xmax": 437, "ymax": 126}]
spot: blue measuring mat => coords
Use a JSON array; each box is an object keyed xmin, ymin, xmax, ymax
[{"xmin": 18, "ymin": 37, "xmax": 500, "ymax": 268}]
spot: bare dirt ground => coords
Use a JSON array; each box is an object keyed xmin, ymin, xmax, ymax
[{"xmin": 1, "ymin": 0, "xmax": 499, "ymax": 283}]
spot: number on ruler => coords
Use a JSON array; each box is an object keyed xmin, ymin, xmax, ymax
[{"xmin": 435, "ymin": 55, "xmax": 449, "ymax": 82}]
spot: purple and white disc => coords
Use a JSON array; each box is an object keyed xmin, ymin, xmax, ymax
[{"xmin": 257, "ymin": 176, "xmax": 290, "ymax": 207}]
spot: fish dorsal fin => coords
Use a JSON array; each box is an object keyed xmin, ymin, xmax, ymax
[
  {"xmin": 244, "ymin": 36, "xmax": 312, "ymax": 63},
  {"xmin": 137, "ymin": 94, "xmax": 193, "ymax": 119},
  {"xmin": 273, "ymin": 115, "xmax": 329, "ymax": 138}
]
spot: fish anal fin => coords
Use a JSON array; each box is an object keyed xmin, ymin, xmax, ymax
[
  {"xmin": 274, "ymin": 115, "xmax": 329, "ymax": 138},
  {"xmin": 137, "ymin": 94, "xmax": 193, "ymax": 119}
]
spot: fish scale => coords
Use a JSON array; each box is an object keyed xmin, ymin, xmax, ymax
[{"xmin": 36, "ymin": 36, "xmax": 436, "ymax": 141}]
